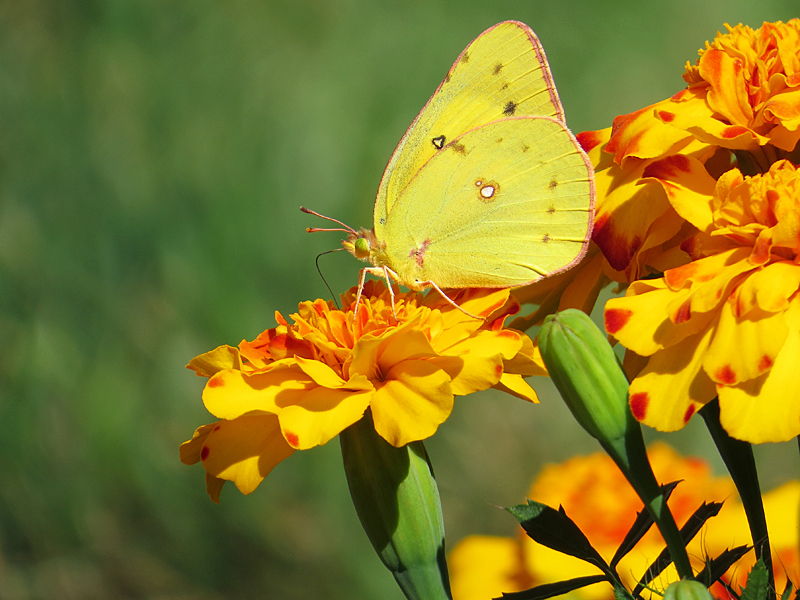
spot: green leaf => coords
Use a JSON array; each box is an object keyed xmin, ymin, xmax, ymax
[
  {"xmin": 633, "ymin": 502, "xmax": 723, "ymax": 597},
  {"xmin": 741, "ymin": 559, "xmax": 770, "ymax": 600},
  {"xmin": 506, "ymin": 500, "xmax": 613, "ymax": 577},
  {"xmin": 497, "ymin": 575, "xmax": 609, "ymax": 600},
  {"xmin": 693, "ymin": 545, "xmax": 751, "ymax": 589}
]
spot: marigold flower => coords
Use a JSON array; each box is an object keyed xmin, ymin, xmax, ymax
[
  {"xmin": 448, "ymin": 443, "xmax": 800, "ymax": 600},
  {"xmin": 180, "ymin": 280, "xmax": 541, "ymax": 502},
  {"xmin": 605, "ymin": 160, "xmax": 800, "ymax": 443},
  {"xmin": 580, "ymin": 20, "xmax": 800, "ymax": 283}
]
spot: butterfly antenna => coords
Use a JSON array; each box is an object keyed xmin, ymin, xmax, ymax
[
  {"xmin": 300, "ymin": 206, "xmax": 358, "ymax": 235},
  {"xmin": 315, "ymin": 248, "xmax": 343, "ymax": 309}
]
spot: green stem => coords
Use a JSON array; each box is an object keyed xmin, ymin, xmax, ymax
[
  {"xmin": 602, "ymin": 428, "xmax": 694, "ymax": 581},
  {"xmin": 699, "ymin": 399, "xmax": 774, "ymax": 600}
]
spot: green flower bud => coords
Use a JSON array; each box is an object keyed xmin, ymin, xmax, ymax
[
  {"xmin": 538, "ymin": 309, "xmax": 694, "ymax": 580},
  {"xmin": 538, "ymin": 308, "xmax": 633, "ymax": 445},
  {"xmin": 663, "ymin": 580, "xmax": 714, "ymax": 600},
  {"xmin": 340, "ymin": 410, "xmax": 452, "ymax": 600}
]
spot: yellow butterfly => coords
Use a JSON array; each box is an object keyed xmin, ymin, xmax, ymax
[{"xmin": 304, "ymin": 20, "xmax": 595, "ymax": 316}]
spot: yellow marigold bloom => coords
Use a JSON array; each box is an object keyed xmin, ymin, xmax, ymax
[
  {"xmin": 180, "ymin": 280, "xmax": 541, "ymax": 502},
  {"xmin": 448, "ymin": 443, "xmax": 800, "ymax": 600},
  {"xmin": 578, "ymin": 20, "xmax": 800, "ymax": 283},
  {"xmin": 605, "ymin": 160, "xmax": 800, "ymax": 443}
]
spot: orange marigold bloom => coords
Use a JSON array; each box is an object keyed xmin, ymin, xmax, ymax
[
  {"xmin": 605, "ymin": 160, "xmax": 800, "ymax": 443},
  {"xmin": 584, "ymin": 20, "xmax": 800, "ymax": 283},
  {"xmin": 180, "ymin": 281, "xmax": 541, "ymax": 502},
  {"xmin": 448, "ymin": 443, "xmax": 800, "ymax": 600}
]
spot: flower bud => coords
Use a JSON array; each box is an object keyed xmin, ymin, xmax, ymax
[
  {"xmin": 340, "ymin": 411, "xmax": 452, "ymax": 600},
  {"xmin": 663, "ymin": 580, "xmax": 714, "ymax": 600},
  {"xmin": 538, "ymin": 309, "xmax": 633, "ymax": 445}
]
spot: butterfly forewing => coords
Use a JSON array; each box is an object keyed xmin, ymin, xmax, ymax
[
  {"xmin": 373, "ymin": 21, "xmax": 565, "ymax": 237},
  {"xmin": 381, "ymin": 117, "xmax": 594, "ymax": 289}
]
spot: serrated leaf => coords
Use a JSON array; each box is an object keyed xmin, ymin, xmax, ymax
[
  {"xmin": 613, "ymin": 580, "xmax": 635, "ymax": 600},
  {"xmin": 497, "ymin": 575, "xmax": 609, "ymax": 600},
  {"xmin": 633, "ymin": 502, "xmax": 724, "ymax": 597},
  {"xmin": 507, "ymin": 500, "xmax": 612, "ymax": 576},
  {"xmin": 693, "ymin": 545, "xmax": 751, "ymax": 588},
  {"xmin": 611, "ymin": 481, "xmax": 680, "ymax": 568},
  {"xmin": 741, "ymin": 559, "xmax": 769, "ymax": 600}
]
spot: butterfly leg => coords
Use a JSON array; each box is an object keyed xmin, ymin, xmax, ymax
[
  {"xmin": 354, "ymin": 266, "xmax": 399, "ymax": 320},
  {"xmin": 418, "ymin": 279, "xmax": 484, "ymax": 320}
]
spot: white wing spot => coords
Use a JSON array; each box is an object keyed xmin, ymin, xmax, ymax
[{"xmin": 475, "ymin": 179, "xmax": 499, "ymax": 202}]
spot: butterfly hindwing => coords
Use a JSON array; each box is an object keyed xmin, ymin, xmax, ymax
[
  {"xmin": 373, "ymin": 21, "xmax": 565, "ymax": 238},
  {"xmin": 380, "ymin": 117, "xmax": 594, "ymax": 289}
]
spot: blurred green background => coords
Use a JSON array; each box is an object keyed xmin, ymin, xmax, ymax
[{"xmin": 2, "ymin": 1, "xmax": 800, "ymax": 598}]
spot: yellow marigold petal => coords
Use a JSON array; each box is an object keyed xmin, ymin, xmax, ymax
[
  {"xmin": 371, "ymin": 359, "xmax": 453, "ymax": 447},
  {"xmin": 628, "ymin": 327, "xmax": 717, "ymax": 431},
  {"xmin": 658, "ymin": 87, "xmax": 765, "ymax": 150},
  {"xmin": 278, "ymin": 387, "xmax": 372, "ymax": 450},
  {"xmin": 203, "ymin": 363, "xmax": 313, "ymax": 419},
  {"xmin": 179, "ymin": 423, "xmax": 217, "ymax": 465},
  {"xmin": 205, "ymin": 472, "xmax": 226, "ymax": 504},
  {"xmin": 733, "ymin": 262, "xmax": 800, "ymax": 315},
  {"xmin": 431, "ymin": 329, "xmax": 522, "ymax": 395},
  {"xmin": 664, "ymin": 248, "xmax": 755, "ymax": 315},
  {"xmin": 377, "ymin": 328, "xmax": 438, "ymax": 372},
  {"xmin": 703, "ymin": 301, "xmax": 788, "ymax": 385},
  {"xmin": 605, "ymin": 98, "xmax": 693, "ymax": 164},
  {"xmin": 717, "ymin": 298, "xmax": 800, "ymax": 443},
  {"xmin": 494, "ymin": 373, "xmax": 538, "ymax": 402},
  {"xmin": 593, "ymin": 168, "xmax": 681, "ymax": 274},
  {"xmin": 200, "ymin": 414, "xmax": 295, "ymax": 497},
  {"xmin": 448, "ymin": 536, "xmax": 530, "ymax": 600},
  {"xmin": 642, "ymin": 154, "xmax": 717, "ymax": 232},
  {"xmin": 700, "ymin": 48, "xmax": 754, "ymax": 126},
  {"xmin": 187, "ymin": 345, "xmax": 242, "ymax": 377},
  {"xmin": 764, "ymin": 88, "xmax": 800, "ymax": 150},
  {"xmin": 293, "ymin": 355, "xmax": 372, "ymax": 391},
  {"xmin": 430, "ymin": 353, "xmax": 500, "ymax": 396},
  {"xmin": 605, "ymin": 279, "xmax": 714, "ymax": 355},
  {"xmin": 503, "ymin": 332, "xmax": 546, "ymax": 377}
]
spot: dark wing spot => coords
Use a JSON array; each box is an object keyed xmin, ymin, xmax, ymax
[
  {"xmin": 432, "ymin": 135, "xmax": 446, "ymax": 149},
  {"xmin": 503, "ymin": 100, "xmax": 517, "ymax": 116},
  {"xmin": 460, "ymin": 52, "xmax": 470, "ymax": 64},
  {"xmin": 549, "ymin": 179, "xmax": 558, "ymax": 190},
  {"xmin": 547, "ymin": 206, "xmax": 556, "ymax": 214},
  {"xmin": 450, "ymin": 141, "xmax": 467, "ymax": 155},
  {"xmin": 542, "ymin": 234, "xmax": 550, "ymax": 243},
  {"xmin": 496, "ymin": 137, "xmax": 504, "ymax": 143},
  {"xmin": 443, "ymin": 72, "xmax": 451, "ymax": 84},
  {"xmin": 521, "ymin": 143, "xmax": 530, "ymax": 152},
  {"xmin": 493, "ymin": 62, "xmax": 503, "ymax": 75},
  {"xmin": 500, "ymin": 82, "xmax": 509, "ymax": 90}
]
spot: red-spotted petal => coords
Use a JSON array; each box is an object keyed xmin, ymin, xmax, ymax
[{"xmin": 628, "ymin": 327, "xmax": 717, "ymax": 431}]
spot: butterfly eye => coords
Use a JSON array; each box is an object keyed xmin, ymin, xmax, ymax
[{"xmin": 354, "ymin": 237, "xmax": 370, "ymax": 255}]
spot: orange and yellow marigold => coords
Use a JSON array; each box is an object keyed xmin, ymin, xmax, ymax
[
  {"xmin": 537, "ymin": 19, "xmax": 800, "ymax": 443},
  {"xmin": 448, "ymin": 443, "xmax": 800, "ymax": 600},
  {"xmin": 181, "ymin": 280, "xmax": 541, "ymax": 502}
]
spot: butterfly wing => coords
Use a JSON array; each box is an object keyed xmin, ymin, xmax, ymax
[
  {"xmin": 379, "ymin": 116, "xmax": 594, "ymax": 289},
  {"xmin": 373, "ymin": 21, "xmax": 565, "ymax": 237}
]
